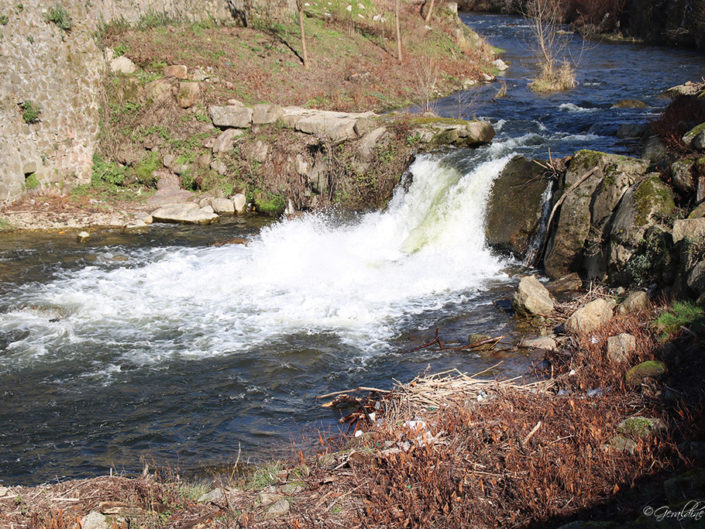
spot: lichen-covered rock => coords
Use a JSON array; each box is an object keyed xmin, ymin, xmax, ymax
[
  {"xmin": 670, "ymin": 159, "xmax": 695, "ymax": 194},
  {"xmin": 607, "ymin": 175, "xmax": 675, "ymax": 276},
  {"xmin": 625, "ymin": 360, "xmax": 666, "ymax": 387},
  {"xmin": 485, "ymin": 156, "xmax": 549, "ymax": 258},
  {"xmin": 212, "ymin": 129, "xmax": 244, "ymax": 153},
  {"xmin": 689, "ymin": 202, "xmax": 705, "ymax": 219},
  {"xmin": 145, "ymin": 78, "xmax": 173, "ymax": 102},
  {"xmin": 512, "ymin": 275, "xmax": 555, "ymax": 316},
  {"xmin": 565, "ymin": 298, "xmax": 615, "ymax": 335},
  {"xmin": 544, "ymin": 150, "xmax": 648, "ymax": 279}
]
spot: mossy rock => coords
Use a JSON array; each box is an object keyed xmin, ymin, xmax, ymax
[
  {"xmin": 625, "ymin": 360, "xmax": 666, "ymax": 387},
  {"xmin": 612, "ymin": 99, "xmax": 649, "ymax": 109},
  {"xmin": 617, "ymin": 416, "xmax": 665, "ymax": 438},
  {"xmin": 683, "ymin": 122, "xmax": 705, "ymax": 146}
]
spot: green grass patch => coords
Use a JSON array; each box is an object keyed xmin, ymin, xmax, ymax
[
  {"xmin": 655, "ymin": 301, "xmax": 705, "ymax": 340},
  {"xmin": 253, "ymin": 191, "xmax": 286, "ymax": 216},
  {"xmin": 45, "ymin": 5, "xmax": 72, "ymax": 32},
  {"xmin": 23, "ymin": 173, "xmax": 40, "ymax": 191},
  {"xmin": 20, "ymin": 100, "xmax": 41, "ymax": 124},
  {"xmin": 246, "ymin": 462, "xmax": 282, "ymax": 490}
]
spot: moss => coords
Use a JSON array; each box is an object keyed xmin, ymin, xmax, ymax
[
  {"xmin": 683, "ymin": 121, "xmax": 705, "ymax": 144},
  {"xmin": 625, "ymin": 360, "xmax": 666, "ymax": 387},
  {"xmin": 633, "ymin": 175, "xmax": 675, "ymax": 226},
  {"xmin": 617, "ymin": 417, "xmax": 660, "ymax": 438},
  {"xmin": 255, "ymin": 192, "xmax": 286, "ymax": 216},
  {"xmin": 23, "ymin": 173, "xmax": 40, "ymax": 191}
]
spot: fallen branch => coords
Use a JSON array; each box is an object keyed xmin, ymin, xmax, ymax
[
  {"xmin": 544, "ymin": 167, "xmax": 598, "ymax": 241},
  {"xmin": 316, "ymin": 387, "xmax": 390, "ymax": 400}
]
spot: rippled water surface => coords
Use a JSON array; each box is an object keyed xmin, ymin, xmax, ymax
[{"xmin": 1, "ymin": 13, "xmax": 704, "ymax": 485}]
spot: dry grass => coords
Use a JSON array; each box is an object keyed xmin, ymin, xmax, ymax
[{"xmin": 100, "ymin": 1, "xmax": 492, "ymax": 113}]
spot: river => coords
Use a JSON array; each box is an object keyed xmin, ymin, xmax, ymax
[{"xmin": 1, "ymin": 13, "xmax": 703, "ymax": 486}]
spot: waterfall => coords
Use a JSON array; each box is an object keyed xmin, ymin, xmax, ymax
[{"xmin": 0, "ymin": 154, "xmax": 511, "ymax": 372}]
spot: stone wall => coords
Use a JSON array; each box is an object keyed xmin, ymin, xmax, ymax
[{"xmin": 0, "ymin": 0, "xmax": 296, "ymax": 205}]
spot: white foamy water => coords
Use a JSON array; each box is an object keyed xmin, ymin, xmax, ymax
[{"xmin": 0, "ymin": 154, "xmax": 511, "ymax": 372}]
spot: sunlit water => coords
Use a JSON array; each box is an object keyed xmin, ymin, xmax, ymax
[{"xmin": 1, "ymin": 13, "xmax": 704, "ymax": 485}]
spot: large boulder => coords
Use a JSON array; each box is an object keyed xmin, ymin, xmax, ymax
[
  {"xmin": 544, "ymin": 150, "xmax": 648, "ymax": 279},
  {"xmin": 485, "ymin": 156, "xmax": 549, "ymax": 258},
  {"xmin": 672, "ymin": 218, "xmax": 705, "ymax": 244},
  {"xmin": 565, "ymin": 298, "xmax": 615, "ymax": 335},
  {"xmin": 512, "ymin": 275, "xmax": 555, "ymax": 316},
  {"xmin": 607, "ymin": 175, "xmax": 676, "ymax": 276}
]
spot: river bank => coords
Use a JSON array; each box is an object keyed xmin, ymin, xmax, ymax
[{"xmin": 3, "ymin": 290, "xmax": 703, "ymax": 528}]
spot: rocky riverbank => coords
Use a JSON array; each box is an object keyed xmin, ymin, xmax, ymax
[{"xmin": 484, "ymin": 82, "xmax": 705, "ymax": 309}]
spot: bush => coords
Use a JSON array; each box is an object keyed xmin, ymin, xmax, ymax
[
  {"xmin": 0, "ymin": 14, "xmax": 9, "ymax": 25},
  {"xmin": 20, "ymin": 100, "xmax": 41, "ymax": 123},
  {"xmin": 92, "ymin": 153, "xmax": 127, "ymax": 187},
  {"xmin": 45, "ymin": 5, "xmax": 72, "ymax": 32},
  {"xmin": 651, "ymin": 95, "xmax": 705, "ymax": 151}
]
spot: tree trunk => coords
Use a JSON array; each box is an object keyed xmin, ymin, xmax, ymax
[
  {"xmin": 395, "ymin": 0, "xmax": 403, "ymax": 63},
  {"xmin": 298, "ymin": 0, "xmax": 309, "ymax": 69},
  {"xmin": 424, "ymin": 0, "xmax": 436, "ymax": 23}
]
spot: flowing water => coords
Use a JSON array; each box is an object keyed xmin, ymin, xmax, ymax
[{"xmin": 1, "ymin": 14, "xmax": 704, "ymax": 485}]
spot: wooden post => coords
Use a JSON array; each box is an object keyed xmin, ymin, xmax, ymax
[
  {"xmin": 395, "ymin": 0, "xmax": 403, "ymax": 63},
  {"xmin": 297, "ymin": 0, "xmax": 309, "ymax": 69},
  {"xmin": 425, "ymin": 0, "xmax": 436, "ymax": 23}
]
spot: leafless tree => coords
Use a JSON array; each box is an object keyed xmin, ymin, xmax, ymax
[
  {"xmin": 395, "ymin": 0, "xmax": 403, "ymax": 63},
  {"xmin": 424, "ymin": 0, "xmax": 436, "ymax": 23},
  {"xmin": 296, "ymin": 0, "xmax": 309, "ymax": 69},
  {"xmin": 524, "ymin": 0, "xmax": 576, "ymax": 91}
]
